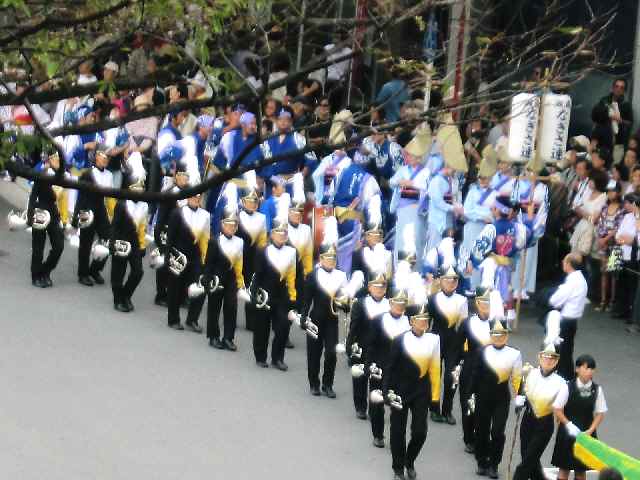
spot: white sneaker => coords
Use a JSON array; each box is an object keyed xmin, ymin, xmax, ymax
[{"xmin": 520, "ymin": 290, "xmax": 530, "ymax": 300}]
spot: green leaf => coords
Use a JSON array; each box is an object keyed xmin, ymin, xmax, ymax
[{"xmin": 555, "ymin": 26, "xmax": 583, "ymax": 36}]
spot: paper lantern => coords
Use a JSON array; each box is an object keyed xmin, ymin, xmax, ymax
[
  {"xmin": 538, "ymin": 93, "xmax": 572, "ymax": 164},
  {"xmin": 508, "ymin": 93, "xmax": 540, "ymax": 163}
]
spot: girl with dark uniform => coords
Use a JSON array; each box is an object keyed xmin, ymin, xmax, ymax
[
  {"xmin": 552, "ymin": 354, "xmax": 607, "ymax": 480},
  {"xmin": 27, "ymin": 152, "xmax": 65, "ymax": 287}
]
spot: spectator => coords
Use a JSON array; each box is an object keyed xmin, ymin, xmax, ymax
[
  {"xmin": 591, "ymin": 146, "xmax": 611, "ymax": 172},
  {"xmin": 626, "ymin": 166, "xmax": 640, "ymax": 195},
  {"xmin": 375, "ymin": 63, "xmax": 410, "ymax": 123},
  {"xmin": 595, "ymin": 78, "xmax": 633, "ymax": 164},
  {"xmin": 613, "ymin": 193, "xmax": 639, "ymax": 322},
  {"xmin": 623, "ymin": 148, "xmax": 638, "ymax": 173},
  {"xmin": 610, "ymin": 164, "xmax": 629, "ymax": 194},
  {"xmin": 263, "ymin": 97, "xmax": 281, "ymax": 125},
  {"xmin": 593, "ymin": 181, "xmax": 623, "ymax": 311},
  {"xmin": 569, "ymin": 170, "xmax": 608, "ymax": 295}
]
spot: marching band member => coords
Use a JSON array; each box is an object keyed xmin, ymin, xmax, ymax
[
  {"xmin": 192, "ymin": 205, "xmax": 245, "ymax": 351},
  {"xmin": 471, "ymin": 195, "xmax": 533, "ymax": 326},
  {"xmin": 109, "ymin": 153, "xmax": 148, "ymax": 312},
  {"xmin": 287, "ymin": 174, "xmax": 313, "ymax": 311},
  {"xmin": 250, "ymin": 216, "xmax": 297, "ymax": 370},
  {"xmin": 347, "ymin": 262, "xmax": 390, "ymax": 420},
  {"xmin": 365, "ymin": 285, "xmax": 410, "ymax": 448},
  {"xmin": 454, "ymin": 287, "xmax": 496, "ymax": 454},
  {"xmin": 512, "ymin": 343, "xmax": 569, "ymax": 480},
  {"xmin": 72, "ymin": 144, "xmax": 113, "ymax": 287},
  {"xmin": 427, "ymin": 266, "xmax": 469, "ymax": 425},
  {"xmin": 27, "ymin": 152, "xmax": 65, "ymax": 287},
  {"xmin": 259, "ymin": 107, "xmax": 317, "ymax": 198},
  {"xmin": 471, "ymin": 318, "xmax": 523, "ymax": 478},
  {"xmin": 511, "ymin": 167, "xmax": 549, "ymax": 300},
  {"xmin": 152, "ymin": 158, "xmax": 189, "ymax": 306},
  {"xmin": 236, "ymin": 184, "xmax": 268, "ymax": 331},
  {"xmin": 390, "ymin": 128, "xmax": 431, "ymax": 269},
  {"xmin": 175, "ymin": 114, "xmax": 216, "ymax": 185},
  {"xmin": 462, "ymin": 146, "xmax": 497, "ymax": 289},
  {"xmin": 299, "ymin": 217, "xmax": 348, "ymax": 397},
  {"xmin": 383, "ymin": 302, "xmax": 441, "ymax": 480},
  {"xmin": 165, "ymin": 190, "xmax": 210, "ymax": 331},
  {"xmin": 351, "ymin": 218, "xmax": 393, "ymax": 297}
]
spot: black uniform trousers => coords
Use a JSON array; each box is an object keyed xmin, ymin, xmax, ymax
[
  {"xmin": 439, "ymin": 340, "xmax": 458, "ymax": 416},
  {"xmin": 307, "ymin": 316, "xmax": 338, "ymax": 389},
  {"xmin": 245, "ymin": 302, "xmax": 255, "ymax": 331},
  {"xmin": 111, "ymin": 250, "xmax": 144, "ymax": 302},
  {"xmin": 31, "ymin": 219, "xmax": 64, "ymax": 280},
  {"xmin": 167, "ymin": 262, "xmax": 200, "ymax": 326},
  {"xmin": 78, "ymin": 224, "xmax": 109, "ymax": 278},
  {"xmin": 253, "ymin": 301, "xmax": 290, "ymax": 363},
  {"xmin": 558, "ymin": 319, "xmax": 577, "ymax": 380},
  {"xmin": 369, "ymin": 373, "xmax": 385, "ymax": 439},
  {"xmin": 390, "ymin": 392, "xmax": 429, "ymax": 473},
  {"xmin": 353, "ymin": 363, "xmax": 369, "ymax": 413},
  {"xmin": 156, "ymin": 264, "xmax": 169, "ymax": 300},
  {"xmin": 474, "ymin": 387, "xmax": 510, "ymax": 468},
  {"xmin": 459, "ymin": 360, "xmax": 475, "ymax": 445},
  {"xmin": 513, "ymin": 409, "xmax": 555, "ymax": 480},
  {"xmin": 204, "ymin": 286, "xmax": 238, "ymax": 341}
]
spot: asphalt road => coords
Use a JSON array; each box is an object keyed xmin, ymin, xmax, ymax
[{"xmin": 0, "ymin": 195, "xmax": 638, "ymax": 480}]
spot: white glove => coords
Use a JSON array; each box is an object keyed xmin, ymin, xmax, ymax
[
  {"xmin": 514, "ymin": 395, "xmax": 526, "ymax": 408},
  {"xmin": 351, "ymin": 364, "xmax": 365, "ymax": 378},
  {"xmin": 565, "ymin": 422, "xmax": 581, "ymax": 438},
  {"xmin": 452, "ymin": 365, "xmax": 462, "ymax": 386}
]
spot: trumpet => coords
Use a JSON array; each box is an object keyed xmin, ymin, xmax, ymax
[
  {"xmin": 350, "ymin": 342, "xmax": 363, "ymax": 361},
  {"xmin": 255, "ymin": 287, "xmax": 270, "ymax": 310},
  {"xmin": 204, "ymin": 274, "xmax": 224, "ymax": 293},
  {"xmin": 288, "ymin": 310, "xmax": 318, "ymax": 339},
  {"xmin": 114, "ymin": 239, "xmax": 132, "ymax": 258},
  {"xmin": 32, "ymin": 208, "xmax": 51, "ymax": 230},
  {"xmin": 167, "ymin": 247, "xmax": 187, "ymax": 276}
]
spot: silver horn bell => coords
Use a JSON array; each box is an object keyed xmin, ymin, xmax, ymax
[
  {"xmin": 168, "ymin": 248, "xmax": 187, "ymax": 276},
  {"xmin": 114, "ymin": 239, "xmax": 132, "ymax": 258},
  {"xmin": 32, "ymin": 208, "xmax": 51, "ymax": 230}
]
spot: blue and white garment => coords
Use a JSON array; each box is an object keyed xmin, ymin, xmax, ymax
[
  {"xmin": 332, "ymin": 163, "xmax": 381, "ymax": 273},
  {"xmin": 389, "ymin": 163, "xmax": 430, "ymax": 269},
  {"xmin": 259, "ymin": 192, "xmax": 291, "ymax": 232},
  {"xmin": 260, "ymin": 131, "xmax": 317, "ymax": 179},
  {"xmin": 511, "ymin": 179, "xmax": 549, "ymax": 294},
  {"xmin": 362, "ymin": 136, "xmax": 404, "ymax": 186},
  {"xmin": 103, "ymin": 125, "xmax": 129, "ymax": 149},
  {"xmin": 66, "ymin": 132, "xmax": 104, "ymax": 170},
  {"xmin": 210, "ymin": 117, "xmax": 226, "ymax": 147},
  {"xmin": 157, "ymin": 124, "xmax": 182, "ymax": 171},
  {"xmin": 490, "ymin": 171, "xmax": 515, "ymax": 197},
  {"xmin": 214, "ymin": 129, "xmax": 263, "ymax": 171},
  {"xmin": 471, "ymin": 217, "xmax": 532, "ymax": 318},
  {"xmin": 311, "ymin": 151, "xmax": 352, "ymax": 206},
  {"xmin": 422, "ymin": 236, "xmax": 473, "ymax": 296},
  {"xmin": 462, "ymin": 182, "xmax": 497, "ymax": 288}
]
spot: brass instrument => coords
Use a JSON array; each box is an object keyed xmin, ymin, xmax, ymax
[
  {"xmin": 167, "ymin": 247, "xmax": 187, "ymax": 276},
  {"xmin": 114, "ymin": 239, "xmax": 132, "ymax": 258},
  {"xmin": 77, "ymin": 210, "xmax": 94, "ymax": 229},
  {"xmin": 32, "ymin": 208, "xmax": 51, "ymax": 230}
]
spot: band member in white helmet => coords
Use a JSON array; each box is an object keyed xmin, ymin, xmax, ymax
[
  {"xmin": 365, "ymin": 285, "xmax": 410, "ymax": 448},
  {"xmin": 512, "ymin": 343, "xmax": 569, "ymax": 480},
  {"xmin": 428, "ymin": 265, "xmax": 468, "ymax": 425},
  {"xmin": 251, "ymin": 216, "xmax": 297, "ymax": 370},
  {"xmin": 347, "ymin": 264, "xmax": 390, "ymax": 420},
  {"xmin": 109, "ymin": 153, "xmax": 148, "ymax": 312},
  {"xmin": 384, "ymin": 302, "xmax": 441, "ymax": 480},
  {"xmin": 190, "ymin": 205, "xmax": 245, "ymax": 351},
  {"xmin": 299, "ymin": 217, "xmax": 349, "ymax": 397},
  {"xmin": 72, "ymin": 143, "xmax": 113, "ymax": 287},
  {"xmin": 471, "ymin": 317, "xmax": 522, "ymax": 478},
  {"xmin": 165, "ymin": 189, "xmax": 210, "ymax": 331},
  {"xmin": 27, "ymin": 151, "xmax": 66, "ymax": 288}
]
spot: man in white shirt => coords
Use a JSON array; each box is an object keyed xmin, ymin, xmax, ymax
[{"xmin": 548, "ymin": 253, "xmax": 588, "ymax": 379}]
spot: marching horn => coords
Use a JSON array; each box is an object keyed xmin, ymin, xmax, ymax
[
  {"xmin": 167, "ymin": 247, "xmax": 187, "ymax": 276},
  {"xmin": 369, "ymin": 363, "xmax": 383, "ymax": 381},
  {"xmin": 7, "ymin": 210, "xmax": 28, "ymax": 231},
  {"xmin": 113, "ymin": 239, "xmax": 132, "ymax": 258},
  {"xmin": 387, "ymin": 390, "xmax": 403, "ymax": 411},
  {"xmin": 32, "ymin": 208, "xmax": 51, "ymax": 230},
  {"xmin": 255, "ymin": 288, "xmax": 270, "ymax": 310},
  {"xmin": 351, "ymin": 363, "xmax": 365, "ymax": 378},
  {"xmin": 370, "ymin": 389, "xmax": 384, "ymax": 404},
  {"xmin": 77, "ymin": 210, "xmax": 94, "ymax": 229},
  {"xmin": 350, "ymin": 342, "xmax": 362, "ymax": 361}
]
